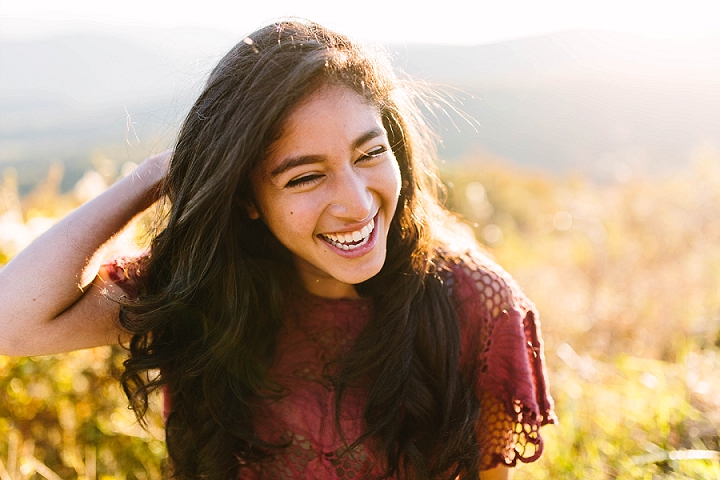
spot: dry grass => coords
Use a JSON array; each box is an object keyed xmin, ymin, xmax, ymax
[{"xmin": 1, "ymin": 150, "xmax": 719, "ymax": 478}]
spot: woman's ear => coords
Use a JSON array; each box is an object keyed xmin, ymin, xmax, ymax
[
  {"xmin": 245, "ymin": 202, "xmax": 260, "ymax": 220},
  {"xmin": 236, "ymin": 196, "xmax": 260, "ymax": 219}
]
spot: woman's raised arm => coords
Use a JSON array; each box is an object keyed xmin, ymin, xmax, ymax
[{"xmin": 0, "ymin": 151, "xmax": 171, "ymax": 356}]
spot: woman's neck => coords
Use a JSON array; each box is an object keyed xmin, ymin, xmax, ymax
[
  {"xmin": 300, "ymin": 275, "xmax": 361, "ymax": 299},
  {"xmin": 287, "ymin": 254, "xmax": 361, "ymax": 299}
]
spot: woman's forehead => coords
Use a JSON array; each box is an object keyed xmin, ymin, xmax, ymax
[{"xmin": 261, "ymin": 85, "xmax": 385, "ymax": 167}]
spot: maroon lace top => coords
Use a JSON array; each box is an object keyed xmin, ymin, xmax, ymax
[{"xmin": 107, "ymin": 248, "xmax": 555, "ymax": 478}]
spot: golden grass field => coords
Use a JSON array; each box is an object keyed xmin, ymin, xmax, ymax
[{"xmin": 1, "ymin": 150, "xmax": 719, "ymax": 479}]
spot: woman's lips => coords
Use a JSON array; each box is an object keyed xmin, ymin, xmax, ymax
[
  {"xmin": 319, "ymin": 218, "xmax": 375, "ymax": 250},
  {"xmin": 318, "ymin": 216, "xmax": 379, "ymax": 257}
]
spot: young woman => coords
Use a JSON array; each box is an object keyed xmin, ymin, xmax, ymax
[{"xmin": 0, "ymin": 20, "xmax": 554, "ymax": 480}]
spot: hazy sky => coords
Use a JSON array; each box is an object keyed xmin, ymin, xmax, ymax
[{"xmin": 1, "ymin": 0, "xmax": 718, "ymax": 45}]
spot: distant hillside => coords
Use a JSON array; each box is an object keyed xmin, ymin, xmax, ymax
[
  {"xmin": 0, "ymin": 28, "xmax": 228, "ymax": 192},
  {"xmin": 387, "ymin": 31, "xmax": 720, "ymax": 177},
  {"xmin": 1, "ymin": 28, "xmax": 719, "ymax": 192}
]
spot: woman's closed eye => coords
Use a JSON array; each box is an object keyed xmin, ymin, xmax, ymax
[
  {"xmin": 356, "ymin": 145, "xmax": 388, "ymax": 163},
  {"xmin": 285, "ymin": 173, "xmax": 324, "ymax": 188}
]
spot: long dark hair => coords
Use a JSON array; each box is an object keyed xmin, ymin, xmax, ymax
[{"xmin": 119, "ymin": 19, "xmax": 480, "ymax": 479}]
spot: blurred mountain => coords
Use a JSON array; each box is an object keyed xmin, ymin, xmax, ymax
[
  {"xmin": 1, "ymin": 28, "xmax": 719, "ymax": 191},
  {"xmin": 388, "ymin": 31, "xmax": 720, "ymax": 179},
  {"xmin": 0, "ymin": 28, "xmax": 231, "ymax": 192}
]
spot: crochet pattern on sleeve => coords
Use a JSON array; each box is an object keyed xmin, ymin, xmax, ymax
[{"xmin": 445, "ymin": 249, "xmax": 556, "ymax": 469}]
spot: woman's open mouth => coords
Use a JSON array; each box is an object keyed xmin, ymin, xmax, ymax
[{"xmin": 319, "ymin": 218, "xmax": 375, "ymax": 251}]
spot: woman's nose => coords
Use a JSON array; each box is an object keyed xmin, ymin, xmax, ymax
[{"xmin": 327, "ymin": 169, "xmax": 373, "ymax": 220}]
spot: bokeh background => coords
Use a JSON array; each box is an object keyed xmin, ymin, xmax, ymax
[{"xmin": 1, "ymin": 1, "xmax": 719, "ymax": 478}]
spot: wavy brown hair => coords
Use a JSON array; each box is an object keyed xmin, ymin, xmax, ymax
[{"xmin": 119, "ymin": 19, "xmax": 480, "ymax": 479}]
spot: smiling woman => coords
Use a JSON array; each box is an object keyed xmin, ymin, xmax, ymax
[
  {"xmin": 0, "ymin": 19, "xmax": 554, "ymax": 480},
  {"xmin": 248, "ymin": 85, "xmax": 401, "ymax": 298}
]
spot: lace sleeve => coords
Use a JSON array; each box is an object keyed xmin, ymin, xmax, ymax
[
  {"xmin": 103, "ymin": 254, "xmax": 147, "ymax": 300},
  {"xmin": 446, "ymin": 250, "xmax": 556, "ymax": 470}
]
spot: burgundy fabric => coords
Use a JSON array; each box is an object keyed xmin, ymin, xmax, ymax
[
  {"xmin": 106, "ymin": 248, "xmax": 555, "ymax": 477},
  {"xmin": 104, "ymin": 254, "xmax": 145, "ymax": 299},
  {"xmin": 448, "ymin": 250, "xmax": 555, "ymax": 469}
]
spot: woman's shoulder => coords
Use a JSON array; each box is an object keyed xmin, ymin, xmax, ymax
[
  {"xmin": 436, "ymin": 245, "xmax": 534, "ymax": 319},
  {"xmin": 436, "ymin": 244, "xmax": 556, "ymax": 468}
]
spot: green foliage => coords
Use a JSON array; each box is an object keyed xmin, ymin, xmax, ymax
[
  {"xmin": 1, "ymin": 150, "xmax": 719, "ymax": 478},
  {"xmin": 0, "ymin": 349, "xmax": 166, "ymax": 479},
  {"xmin": 514, "ymin": 351, "xmax": 720, "ymax": 479}
]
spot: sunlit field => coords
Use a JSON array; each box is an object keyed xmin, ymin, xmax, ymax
[{"xmin": 1, "ymin": 150, "xmax": 719, "ymax": 479}]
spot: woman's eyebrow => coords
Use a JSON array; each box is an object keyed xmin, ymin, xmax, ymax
[
  {"xmin": 270, "ymin": 154, "xmax": 323, "ymax": 178},
  {"xmin": 270, "ymin": 128, "xmax": 386, "ymax": 178},
  {"xmin": 352, "ymin": 128, "xmax": 386, "ymax": 153}
]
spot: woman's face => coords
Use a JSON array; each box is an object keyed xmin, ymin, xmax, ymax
[{"xmin": 249, "ymin": 84, "xmax": 402, "ymax": 298}]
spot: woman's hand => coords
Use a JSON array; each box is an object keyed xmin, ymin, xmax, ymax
[{"xmin": 0, "ymin": 150, "xmax": 172, "ymax": 356}]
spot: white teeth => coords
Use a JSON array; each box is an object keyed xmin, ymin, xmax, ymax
[{"xmin": 321, "ymin": 218, "xmax": 376, "ymax": 250}]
